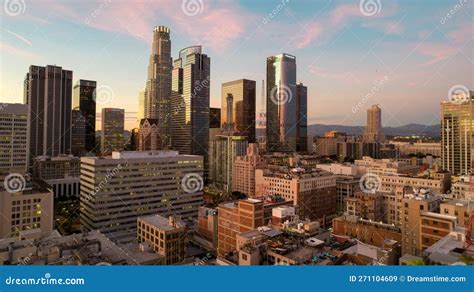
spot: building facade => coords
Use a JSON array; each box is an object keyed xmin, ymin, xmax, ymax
[
  {"xmin": 138, "ymin": 118, "xmax": 160, "ymax": 151},
  {"xmin": 232, "ymin": 143, "xmax": 266, "ymax": 197},
  {"xmin": 0, "ymin": 103, "xmax": 28, "ymax": 178},
  {"xmin": 25, "ymin": 65, "xmax": 73, "ymax": 163},
  {"xmin": 144, "ymin": 26, "xmax": 172, "ymax": 149},
  {"xmin": 363, "ymin": 104, "xmax": 385, "ymax": 143},
  {"xmin": 441, "ymin": 94, "xmax": 473, "ymax": 175},
  {"xmin": 221, "ymin": 79, "xmax": 256, "ymax": 142},
  {"xmin": 73, "ymin": 79, "xmax": 96, "ymax": 152},
  {"xmin": 80, "ymin": 151, "xmax": 203, "ymax": 243},
  {"xmin": 171, "ymin": 45, "xmax": 210, "ymax": 160},
  {"xmin": 101, "ymin": 108, "xmax": 124, "ymax": 154}
]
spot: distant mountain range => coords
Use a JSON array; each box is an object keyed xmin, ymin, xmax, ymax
[{"xmin": 307, "ymin": 123, "xmax": 441, "ymax": 137}]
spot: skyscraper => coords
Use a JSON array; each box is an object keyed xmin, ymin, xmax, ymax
[
  {"xmin": 363, "ymin": 104, "xmax": 385, "ymax": 143},
  {"xmin": 73, "ymin": 79, "xmax": 96, "ymax": 152},
  {"xmin": 171, "ymin": 45, "xmax": 210, "ymax": 159},
  {"xmin": 71, "ymin": 109, "xmax": 86, "ymax": 156},
  {"xmin": 101, "ymin": 108, "xmax": 124, "ymax": 154},
  {"xmin": 209, "ymin": 107, "xmax": 221, "ymax": 129},
  {"xmin": 441, "ymin": 92, "xmax": 473, "ymax": 175},
  {"xmin": 144, "ymin": 26, "xmax": 172, "ymax": 149},
  {"xmin": 296, "ymin": 83, "xmax": 308, "ymax": 152},
  {"xmin": 0, "ymin": 103, "xmax": 28, "ymax": 178},
  {"xmin": 24, "ymin": 65, "xmax": 73, "ymax": 163},
  {"xmin": 266, "ymin": 54, "xmax": 298, "ymax": 152},
  {"xmin": 221, "ymin": 79, "xmax": 256, "ymax": 142}
]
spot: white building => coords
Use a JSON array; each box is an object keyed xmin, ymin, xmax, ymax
[{"xmin": 80, "ymin": 151, "xmax": 203, "ymax": 243}]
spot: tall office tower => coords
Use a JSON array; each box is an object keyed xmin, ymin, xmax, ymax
[
  {"xmin": 138, "ymin": 118, "xmax": 160, "ymax": 150},
  {"xmin": 266, "ymin": 54, "xmax": 298, "ymax": 152},
  {"xmin": 80, "ymin": 150, "xmax": 203, "ymax": 243},
  {"xmin": 137, "ymin": 90, "xmax": 145, "ymax": 127},
  {"xmin": 209, "ymin": 107, "xmax": 221, "ymax": 128},
  {"xmin": 73, "ymin": 80, "xmax": 96, "ymax": 152},
  {"xmin": 71, "ymin": 109, "xmax": 86, "ymax": 156},
  {"xmin": 0, "ymin": 104, "xmax": 28, "ymax": 178},
  {"xmin": 24, "ymin": 65, "xmax": 73, "ymax": 163},
  {"xmin": 296, "ymin": 83, "xmax": 308, "ymax": 152},
  {"xmin": 441, "ymin": 92, "xmax": 473, "ymax": 175},
  {"xmin": 363, "ymin": 104, "xmax": 385, "ymax": 143},
  {"xmin": 171, "ymin": 45, "xmax": 210, "ymax": 159},
  {"xmin": 101, "ymin": 108, "xmax": 124, "ymax": 154},
  {"xmin": 221, "ymin": 79, "xmax": 256, "ymax": 142},
  {"xmin": 144, "ymin": 26, "xmax": 172, "ymax": 149}
]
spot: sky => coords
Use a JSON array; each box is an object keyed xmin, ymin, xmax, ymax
[{"xmin": 0, "ymin": 0, "xmax": 472, "ymax": 130}]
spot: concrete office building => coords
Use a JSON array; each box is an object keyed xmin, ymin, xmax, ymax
[
  {"xmin": 255, "ymin": 167, "xmax": 337, "ymax": 223},
  {"xmin": 80, "ymin": 151, "xmax": 203, "ymax": 243},
  {"xmin": 71, "ymin": 109, "xmax": 86, "ymax": 156},
  {"xmin": 0, "ymin": 104, "xmax": 28, "ymax": 178},
  {"xmin": 0, "ymin": 186, "xmax": 53, "ymax": 240},
  {"xmin": 232, "ymin": 144, "xmax": 267, "ymax": 197},
  {"xmin": 101, "ymin": 108, "xmax": 124, "ymax": 154}
]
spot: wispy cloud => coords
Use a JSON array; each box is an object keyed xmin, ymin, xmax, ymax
[{"xmin": 0, "ymin": 42, "xmax": 36, "ymax": 58}]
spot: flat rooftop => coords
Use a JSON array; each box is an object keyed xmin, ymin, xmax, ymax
[{"xmin": 138, "ymin": 214, "xmax": 185, "ymax": 231}]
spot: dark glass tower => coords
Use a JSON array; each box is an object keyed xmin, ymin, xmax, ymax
[
  {"xmin": 73, "ymin": 79, "xmax": 96, "ymax": 153},
  {"xmin": 144, "ymin": 26, "xmax": 172, "ymax": 149},
  {"xmin": 296, "ymin": 83, "xmax": 308, "ymax": 152},
  {"xmin": 171, "ymin": 45, "xmax": 210, "ymax": 158},
  {"xmin": 24, "ymin": 65, "xmax": 73, "ymax": 164},
  {"xmin": 221, "ymin": 79, "xmax": 256, "ymax": 142},
  {"xmin": 266, "ymin": 54, "xmax": 297, "ymax": 152}
]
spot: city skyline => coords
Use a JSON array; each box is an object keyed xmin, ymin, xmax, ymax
[{"xmin": 1, "ymin": 0, "xmax": 472, "ymax": 130}]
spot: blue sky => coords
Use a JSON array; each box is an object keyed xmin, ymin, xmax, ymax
[{"xmin": 0, "ymin": 0, "xmax": 472, "ymax": 129}]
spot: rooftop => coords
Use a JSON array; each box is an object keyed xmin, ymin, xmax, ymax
[{"xmin": 138, "ymin": 214, "xmax": 186, "ymax": 231}]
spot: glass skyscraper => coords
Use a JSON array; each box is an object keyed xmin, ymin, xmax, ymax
[
  {"xmin": 170, "ymin": 46, "xmax": 210, "ymax": 160},
  {"xmin": 73, "ymin": 79, "xmax": 96, "ymax": 153},
  {"xmin": 266, "ymin": 54, "xmax": 307, "ymax": 152},
  {"xmin": 221, "ymin": 79, "xmax": 256, "ymax": 142}
]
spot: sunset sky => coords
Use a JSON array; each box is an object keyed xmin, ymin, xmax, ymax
[{"xmin": 1, "ymin": 0, "xmax": 472, "ymax": 130}]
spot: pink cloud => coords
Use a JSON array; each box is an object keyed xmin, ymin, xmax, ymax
[
  {"xmin": 0, "ymin": 42, "xmax": 36, "ymax": 58},
  {"xmin": 448, "ymin": 24, "xmax": 473, "ymax": 44},
  {"xmin": 362, "ymin": 20, "xmax": 404, "ymax": 35},
  {"xmin": 416, "ymin": 43, "xmax": 458, "ymax": 66}
]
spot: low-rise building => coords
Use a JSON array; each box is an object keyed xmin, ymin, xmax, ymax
[
  {"xmin": 137, "ymin": 215, "xmax": 186, "ymax": 265},
  {"xmin": 232, "ymin": 143, "xmax": 266, "ymax": 197}
]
